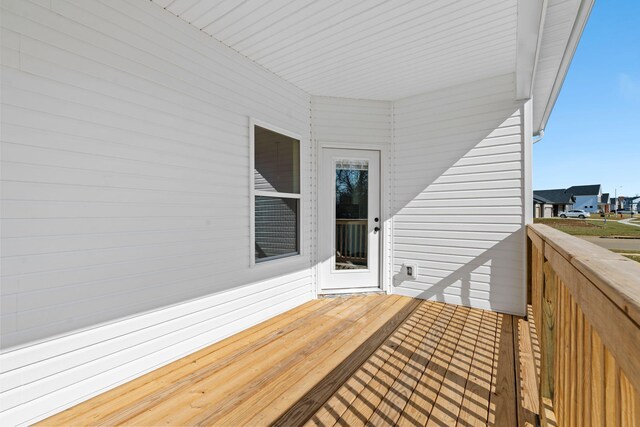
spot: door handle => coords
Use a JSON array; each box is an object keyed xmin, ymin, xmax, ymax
[{"xmin": 374, "ymin": 226, "xmax": 380, "ymax": 233}]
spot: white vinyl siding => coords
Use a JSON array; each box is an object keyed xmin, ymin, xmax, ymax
[
  {"xmin": 0, "ymin": 0, "xmax": 312, "ymax": 425},
  {"xmin": 391, "ymin": 74, "xmax": 527, "ymax": 315},
  {"xmin": 574, "ymin": 195, "xmax": 600, "ymax": 213}
]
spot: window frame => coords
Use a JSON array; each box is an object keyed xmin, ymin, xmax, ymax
[{"xmin": 249, "ymin": 118, "xmax": 303, "ymax": 267}]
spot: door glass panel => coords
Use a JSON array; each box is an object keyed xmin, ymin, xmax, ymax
[{"xmin": 335, "ymin": 159, "xmax": 368, "ymax": 270}]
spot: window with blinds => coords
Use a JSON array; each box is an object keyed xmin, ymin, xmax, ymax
[{"xmin": 253, "ymin": 125, "xmax": 300, "ymax": 263}]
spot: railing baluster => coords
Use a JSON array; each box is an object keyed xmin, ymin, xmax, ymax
[{"xmin": 592, "ymin": 331, "xmax": 605, "ymax": 426}]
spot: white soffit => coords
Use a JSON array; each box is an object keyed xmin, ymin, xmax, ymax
[{"xmin": 152, "ymin": 0, "xmax": 518, "ymax": 100}]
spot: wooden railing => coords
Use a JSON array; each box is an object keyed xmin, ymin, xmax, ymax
[
  {"xmin": 335, "ymin": 219, "xmax": 367, "ymax": 265},
  {"xmin": 527, "ymin": 224, "xmax": 640, "ymax": 426}
]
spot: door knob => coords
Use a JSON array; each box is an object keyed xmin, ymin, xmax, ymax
[{"xmin": 374, "ymin": 226, "xmax": 380, "ymax": 233}]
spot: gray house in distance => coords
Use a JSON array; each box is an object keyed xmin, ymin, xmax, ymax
[
  {"xmin": 534, "ymin": 184, "xmax": 603, "ymax": 217},
  {"xmin": 566, "ymin": 184, "xmax": 602, "ymax": 213},
  {"xmin": 622, "ymin": 196, "xmax": 640, "ymax": 213},
  {"xmin": 533, "ymin": 189, "xmax": 575, "ymax": 218}
]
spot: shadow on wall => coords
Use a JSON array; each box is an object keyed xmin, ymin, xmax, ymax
[
  {"xmin": 392, "ymin": 234, "xmax": 524, "ymax": 310},
  {"xmin": 389, "ymin": 78, "xmax": 527, "ymax": 314}
]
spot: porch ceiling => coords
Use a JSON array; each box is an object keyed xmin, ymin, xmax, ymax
[{"xmin": 151, "ymin": 0, "xmax": 518, "ymax": 100}]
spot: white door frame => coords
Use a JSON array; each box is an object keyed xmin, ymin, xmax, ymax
[{"xmin": 315, "ymin": 141, "xmax": 392, "ymax": 296}]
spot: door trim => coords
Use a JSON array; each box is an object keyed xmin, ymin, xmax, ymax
[{"xmin": 315, "ymin": 141, "xmax": 392, "ymax": 297}]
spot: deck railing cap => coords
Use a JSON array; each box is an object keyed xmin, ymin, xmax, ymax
[{"xmin": 527, "ymin": 223, "xmax": 640, "ymax": 327}]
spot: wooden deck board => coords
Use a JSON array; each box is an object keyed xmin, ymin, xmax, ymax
[{"xmin": 39, "ymin": 295, "xmax": 539, "ymax": 426}]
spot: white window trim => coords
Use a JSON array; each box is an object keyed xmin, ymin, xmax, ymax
[{"xmin": 249, "ymin": 117, "xmax": 304, "ymax": 267}]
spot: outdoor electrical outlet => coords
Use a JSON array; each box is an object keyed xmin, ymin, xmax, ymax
[{"xmin": 405, "ymin": 264, "xmax": 418, "ymax": 279}]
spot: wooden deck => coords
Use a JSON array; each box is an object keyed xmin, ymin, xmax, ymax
[{"xmin": 40, "ymin": 295, "xmax": 538, "ymax": 426}]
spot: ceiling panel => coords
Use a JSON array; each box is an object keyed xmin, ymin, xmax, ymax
[{"xmin": 152, "ymin": 0, "xmax": 518, "ymax": 100}]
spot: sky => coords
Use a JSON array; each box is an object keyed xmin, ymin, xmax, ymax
[{"xmin": 533, "ymin": 0, "xmax": 640, "ymax": 198}]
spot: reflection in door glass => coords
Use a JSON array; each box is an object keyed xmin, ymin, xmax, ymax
[{"xmin": 335, "ymin": 160, "xmax": 368, "ymax": 270}]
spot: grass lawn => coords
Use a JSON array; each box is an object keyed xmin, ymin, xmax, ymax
[
  {"xmin": 610, "ymin": 249, "xmax": 640, "ymax": 255},
  {"xmin": 533, "ymin": 218, "xmax": 640, "ymax": 237},
  {"xmin": 610, "ymin": 249, "xmax": 640, "ymax": 263},
  {"xmin": 622, "ymin": 254, "xmax": 640, "ymax": 263}
]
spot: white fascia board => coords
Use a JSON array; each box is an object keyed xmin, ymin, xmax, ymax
[{"xmin": 536, "ymin": 0, "xmax": 596, "ymax": 134}]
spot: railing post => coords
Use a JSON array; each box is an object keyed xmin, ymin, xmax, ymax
[{"xmin": 527, "ymin": 235, "xmax": 533, "ymax": 307}]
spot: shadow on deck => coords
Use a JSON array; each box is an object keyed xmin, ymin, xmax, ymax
[{"xmin": 40, "ymin": 295, "xmax": 539, "ymax": 426}]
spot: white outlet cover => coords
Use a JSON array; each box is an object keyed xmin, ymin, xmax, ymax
[{"xmin": 406, "ymin": 263, "xmax": 418, "ymax": 279}]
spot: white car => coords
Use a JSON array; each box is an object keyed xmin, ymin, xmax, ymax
[{"xmin": 559, "ymin": 209, "xmax": 591, "ymax": 219}]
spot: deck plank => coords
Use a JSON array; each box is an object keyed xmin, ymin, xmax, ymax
[
  {"xmin": 335, "ymin": 301, "xmax": 435, "ymax": 426},
  {"xmin": 366, "ymin": 301, "xmax": 445, "ymax": 426},
  {"xmin": 515, "ymin": 316, "xmax": 538, "ymax": 427},
  {"xmin": 38, "ymin": 296, "xmax": 540, "ymax": 427},
  {"xmin": 425, "ymin": 305, "xmax": 483, "ymax": 426},
  {"xmin": 456, "ymin": 310, "xmax": 499, "ymax": 426},
  {"xmin": 488, "ymin": 313, "xmax": 518, "ymax": 426},
  {"xmin": 397, "ymin": 304, "xmax": 466, "ymax": 426}
]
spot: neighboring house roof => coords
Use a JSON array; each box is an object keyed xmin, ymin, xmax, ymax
[
  {"xmin": 565, "ymin": 184, "xmax": 601, "ymax": 196},
  {"xmin": 533, "ymin": 189, "xmax": 575, "ymax": 204},
  {"xmin": 621, "ymin": 196, "xmax": 640, "ymax": 207},
  {"xmin": 533, "ymin": 194, "xmax": 553, "ymax": 204},
  {"xmin": 601, "ymin": 193, "xmax": 609, "ymax": 204}
]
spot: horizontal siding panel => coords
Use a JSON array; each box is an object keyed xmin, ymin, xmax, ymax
[
  {"xmin": 434, "ymin": 170, "xmax": 522, "ymax": 184},
  {"xmin": 394, "ymin": 187, "xmax": 523, "ymax": 201},
  {"xmin": 440, "ymin": 161, "xmax": 523, "ymax": 176},
  {"xmin": 396, "ymin": 206, "xmax": 522, "ymax": 216},
  {"xmin": 393, "ymin": 221, "xmax": 522, "ymax": 232},
  {"xmin": 0, "ymin": 161, "xmax": 248, "ymax": 194},
  {"xmin": 402, "ymin": 196, "xmax": 522, "ymax": 208},
  {"xmin": 1, "ymin": 181, "xmax": 238, "ymax": 205},
  {"xmin": 394, "ymin": 248, "xmax": 524, "ymax": 265},
  {"xmin": 0, "ymin": 216, "xmax": 221, "ymax": 239},
  {"xmin": 393, "ymin": 179, "xmax": 522, "ymax": 193}
]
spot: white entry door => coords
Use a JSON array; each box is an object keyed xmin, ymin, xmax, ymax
[{"xmin": 319, "ymin": 148, "xmax": 380, "ymax": 292}]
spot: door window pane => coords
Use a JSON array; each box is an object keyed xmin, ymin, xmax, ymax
[
  {"xmin": 335, "ymin": 160, "xmax": 368, "ymax": 270},
  {"xmin": 255, "ymin": 196, "xmax": 298, "ymax": 260},
  {"xmin": 254, "ymin": 126, "xmax": 300, "ymax": 194}
]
